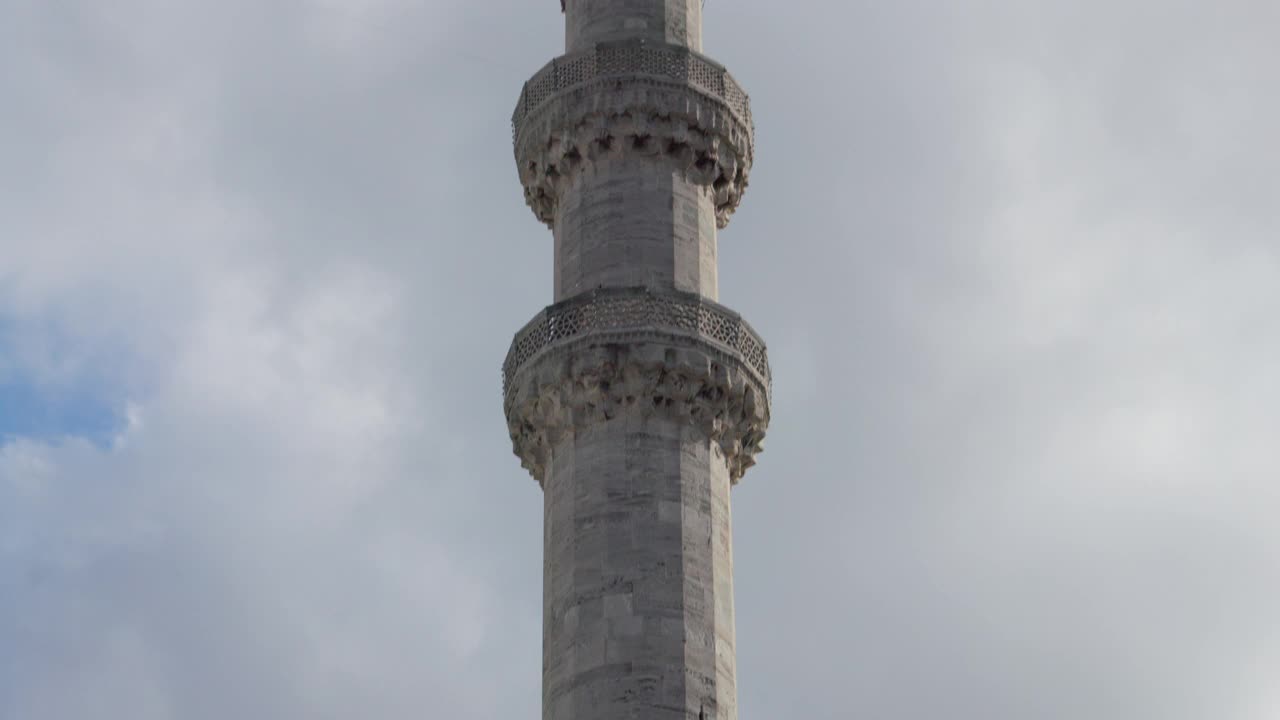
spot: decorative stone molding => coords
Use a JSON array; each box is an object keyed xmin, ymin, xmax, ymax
[
  {"xmin": 513, "ymin": 41, "xmax": 752, "ymax": 142},
  {"xmin": 512, "ymin": 41, "xmax": 754, "ymax": 229},
  {"xmin": 503, "ymin": 287, "xmax": 771, "ymax": 484},
  {"xmin": 503, "ymin": 287, "xmax": 769, "ymax": 395}
]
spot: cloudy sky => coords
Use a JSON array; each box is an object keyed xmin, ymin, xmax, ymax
[{"xmin": 2, "ymin": 0, "xmax": 1277, "ymax": 717}]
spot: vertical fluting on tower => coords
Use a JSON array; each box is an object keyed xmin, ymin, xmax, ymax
[{"xmin": 504, "ymin": 2, "xmax": 769, "ymax": 719}]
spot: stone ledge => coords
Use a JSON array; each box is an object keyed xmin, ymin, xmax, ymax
[
  {"xmin": 513, "ymin": 40, "xmax": 751, "ymax": 140},
  {"xmin": 504, "ymin": 338, "xmax": 769, "ymax": 485},
  {"xmin": 513, "ymin": 41, "xmax": 753, "ymax": 230},
  {"xmin": 502, "ymin": 287, "xmax": 771, "ymax": 484}
]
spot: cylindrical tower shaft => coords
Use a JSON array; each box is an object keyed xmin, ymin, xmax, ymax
[
  {"xmin": 542, "ymin": 392, "xmax": 738, "ymax": 718},
  {"xmin": 564, "ymin": 0, "xmax": 703, "ymax": 52},
  {"xmin": 553, "ymin": 155, "xmax": 719, "ymax": 301},
  {"xmin": 504, "ymin": 4, "xmax": 768, "ymax": 719}
]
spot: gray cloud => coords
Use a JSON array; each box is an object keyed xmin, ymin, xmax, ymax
[{"xmin": 1, "ymin": 1, "xmax": 1277, "ymax": 718}]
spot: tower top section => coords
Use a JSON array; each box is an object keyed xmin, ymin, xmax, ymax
[{"xmin": 561, "ymin": 0, "xmax": 703, "ymax": 53}]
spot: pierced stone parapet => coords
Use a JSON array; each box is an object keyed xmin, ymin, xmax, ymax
[
  {"xmin": 503, "ymin": 287, "xmax": 769, "ymax": 397},
  {"xmin": 503, "ymin": 287, "xmax": 771, "ymax": 484},
  {"xmin": 512, "ymin": 40, "xmax": 754, "ymax": 229}
]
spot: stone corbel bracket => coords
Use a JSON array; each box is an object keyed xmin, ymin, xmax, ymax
[
  {"xmin": 512, "ymin": 40, "xmax": 755, "ymax": 230},
  {"xmin": 503, "ymin": 287, "xmax": 771, "ymax": 485}
]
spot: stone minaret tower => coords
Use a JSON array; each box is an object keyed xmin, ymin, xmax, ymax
[{"xmin": 503, "ymin": 2, "xmax": 770, "ymax": 718}]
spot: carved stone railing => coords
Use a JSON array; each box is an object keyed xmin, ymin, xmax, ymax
[
  {"xmin": 512, "ymin": 40, "xmax": 752, "ymax": 143},
  {"xmin": 503, "ymin": 287, "xmax": 770, "ymax": 400},
  {"xmin": 502, "ymin": 287, "xmax": 771, "ymax": 483},
  {"xmin": 512, "ymin": 40, "xmax": 754, "ymax": 229}
]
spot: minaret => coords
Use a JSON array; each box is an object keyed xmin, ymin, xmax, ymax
[{"xmin": 503, "ymin": 2, "xmax": 769, "ymax": 718}]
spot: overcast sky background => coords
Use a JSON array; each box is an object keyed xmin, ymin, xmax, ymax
[{"xmin": 1, "ymin": 0, "xmax": 1278, "ymax": 718}]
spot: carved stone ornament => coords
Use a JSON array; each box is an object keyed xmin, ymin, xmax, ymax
[
  {"xmin": 512, "ymin": 40, "xmax": 754, "ymax": 229},
  {"xmin": 503, "ymin": 288, "xmax": 771, "ymax": 484}
]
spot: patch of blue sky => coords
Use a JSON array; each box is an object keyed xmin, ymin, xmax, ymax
[
  {"xmin": 0, "ymin": 377, "xmax": 125, "ymax": 448},
  {"xmin": 0, "ymin": 316, "xmax": 129, "ymax": 448}
]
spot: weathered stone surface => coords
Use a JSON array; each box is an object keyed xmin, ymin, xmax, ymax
[
  {"xmin": 504, "ymin": 4, "xmax": 767, "ymax": 718},
  {"xmin": 541, "ymin": 413, "xmax": 737, "ymax": 719},
  {"xmin": 553, "ymin": 158, "xmax": 720, "ymax": 300}
]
